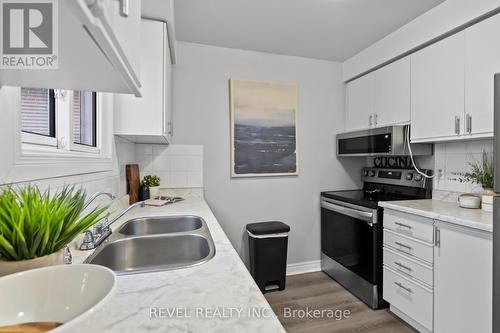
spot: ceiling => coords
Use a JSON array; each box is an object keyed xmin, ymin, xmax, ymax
[{"xmin": 173, "ymin": 0, "xmax": 445, "ymax": 62}]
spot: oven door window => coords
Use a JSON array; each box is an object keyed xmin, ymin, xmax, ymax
[
  {"xmin": 321, "ymin": 207, "xmax": 377, "ymax": 284},
  {"xmin": 338, "ymin": 133, "xmax": 392, "ymax": 155}
]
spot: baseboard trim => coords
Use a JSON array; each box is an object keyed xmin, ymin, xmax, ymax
[{"xmin": 286, "ymin": 260, "xmax": 321, "ymax": 276}]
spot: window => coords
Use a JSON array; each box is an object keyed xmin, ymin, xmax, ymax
[
  {"xmin": 72, "ymin": 91, "xmax": 97, "ymax": 147},
  {"xmin": 21, "ymin": 88, "xmax": 57, "ymax": 146},
  {"xmin": 20, "ymin": 88, "xmax": 99, "ymax": 153},
  {"xmin": 20, "ymin": 88, "xmax": 56, "ymax": 137}
]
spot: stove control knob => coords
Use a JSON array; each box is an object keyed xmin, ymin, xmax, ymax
[
  {"xmin": 363, "ymin": 170, "xmax": 369, "ymax": 177},
  {"xmin": 414, "ymin": 174, "xmax": 424, "ymax": 181},
  {"xmin": 369, "ymin": 170, "xmax": 376, "ymax": 177},
  {"xmin": 406, "ymin": 173, "xmax": 413, "ymax": 181}
]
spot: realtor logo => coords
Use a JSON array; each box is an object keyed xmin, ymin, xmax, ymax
[{"xmin": 1, "ymin": 0, "xmax": 58, "ymax": 69}]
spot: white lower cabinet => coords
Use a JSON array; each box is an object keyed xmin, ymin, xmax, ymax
[
  {"xmin": 384, "ymin": 248, "xmax": 433, "ymax": 286},
  {"xmin": 433, "ymin": 222, "xmax": 492, "ymax": 333},
  {"xmin": 383, "ymin": 209, "xmax": 434, "ymax": 332},
  {"xmin": 384, "ymin": 266, "xmax": 434, "ymax": 331},
  {"xmin": 384, "ymin": 230, "xmax": 434, "ymax": 264},
  {"xmin": 383, "ymin": 209, "xmax": 493, "ymax": 333}
]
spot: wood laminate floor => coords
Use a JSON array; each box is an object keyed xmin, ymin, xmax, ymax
[{"xmin": 264, "ymin": 272, "xmax": 416, "ymax": 333}]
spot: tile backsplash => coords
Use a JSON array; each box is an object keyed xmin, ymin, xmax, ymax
[
  {"xmin": 433, "ymin": 139, "xmax": 493, "ymax": 194},
  {"xmin": 135, "ymin": 144, "xmax": 203, "ymax": 188}
]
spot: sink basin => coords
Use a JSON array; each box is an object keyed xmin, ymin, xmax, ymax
[
  {"xmin": 88, "ymin": 234, "xmax": 215, "ymax": 274},
  {"xmin": 118, "ymin": 215, "xmax": 203, "ymax": 236},
  {"xmin": 0, "ymin": 264, "xmax": 115, "ymax": 331}
]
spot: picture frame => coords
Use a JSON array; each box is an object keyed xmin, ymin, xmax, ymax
[{"xmin": 229, "ymin": 78, "xmax": 299, "ymax": 178}]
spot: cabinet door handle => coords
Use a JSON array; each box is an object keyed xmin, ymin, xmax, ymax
[
  {"xmin": 394, "ymin": 261, "xmax": 412, "ymax": 272},
  {"xmin": 395, "ymin": 222, "xmax": 412, "ymax": 229},
  {"xmin": 455, "ymin": 116, "xmax": 461, "ymax": 135},
  {"xmin": 394, "ymin": 281, "xmax": 413, "ymax": 294},
  {"xmin": 119, "ymin": 0, "xmax": 129, "ymax": 17},
  {"xmin": 466, "ymin": 113, "xmax": 472, "ymax": 134},
  {"xmin": 369, "ymin": 114, "xmax": 373, "ymax": 127},
  {"xmin": 435, "ymin": 227, "xmax": 441, "ymax": 248},
  {"xmin": 168, "ymin": 121, "xmax": 173, "ymax": 136},
  {"xmin": 395, "ymin": 241, "xmax": 412, "ymax": 251},
  {"xmin": 374, "ymin": 114, "xmax": 378, "ymax": 126}
]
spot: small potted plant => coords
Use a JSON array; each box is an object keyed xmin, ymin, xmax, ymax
[
  {"xmin": 464, "ymin": 150, "xmax": 495, "ymax": 211},
  {"xmin": 143, "ymin": 175, "xmax": 161, "ymax": 199},
  {"xmin": 0, "ymin": 186, "xmax": 108, "ymax": 276}
]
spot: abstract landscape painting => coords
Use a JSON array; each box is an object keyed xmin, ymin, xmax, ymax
[{"xmin": 230, "ymin": 79, "xmax": 298, "ymax": 177}]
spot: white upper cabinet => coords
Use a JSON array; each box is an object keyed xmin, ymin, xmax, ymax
[
  {"xmin": 345, "ymin": 57, "xmax": 410, "ymax": 132},
  {"xmin": 464, "ymin": 14, "xmax": 500, "ymax": 137},
  {"xmin": 142, "ymin": 0, "xmax": 177, "ymax": 64},
  {"xmin": 374, "ymin": 57, "xmax": 411, "ymax": 127},
  {"xmin": 345, "ymin": 73, "xmax": 375, "ymax": 131},
  {"xmin": 434, "ymin": 223, "xmax": 492, "ymax": 333},
  {"xmin": 114, "ymin": 19, "xmax": 172, "ymax": 144},
  {"xmin": 411, "ymin": 33, "xmax": 465, "ymax": 142},
  {"xmin": 0, "ymin": 0, "xmax": 141, "ymax": 96}
]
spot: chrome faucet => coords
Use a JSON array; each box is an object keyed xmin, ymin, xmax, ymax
[
  {"xmin": 83, "ymin": 192, "xmax": 116, "ymax": 239},
  {"xmin": 102, "ymin": 201, "xmax": 146, "ymax": 232},
  {"xmin": 80, "ymin": 201, "xmax": 145, "ymax": 250},
  {"xmin": 83, "ymin": 192, "xmax": 115, "ymax": 211}
]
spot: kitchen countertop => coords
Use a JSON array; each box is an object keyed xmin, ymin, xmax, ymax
[
  {"xmin": 69, "ymin": 197, "xmax": 285, "ymax": 332},
  {"xmin": 379, "ymin": 199, "xmax": 493, "ymax": 233}
]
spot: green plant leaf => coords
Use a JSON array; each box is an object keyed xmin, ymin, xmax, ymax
[{"xmin": 0, "ymin": 185, "xmax": 109, "ymax": 261}]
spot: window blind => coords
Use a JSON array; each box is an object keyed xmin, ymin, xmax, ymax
[
  {"xmin": 72, "ymin": 91, "xmax": 96, "ymax": 147},
  {"xmin": 20, "ymin": 88, "xmax": 53, "ymax": 137},
  {"xmin": 73, "ymin": 91, "xmax": 81, "ymax": 143}
]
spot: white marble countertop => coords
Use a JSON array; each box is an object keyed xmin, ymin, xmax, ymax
[
  {"xmin": 67, "ymin": 197, "xmax": 285, "ymax": 332},
  {"xmin": 379, "ymin": 199, "xmax": 493, "ymax": 233}
]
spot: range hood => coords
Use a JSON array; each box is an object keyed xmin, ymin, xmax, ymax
[{"xmin": 336, "ymin": 126, "xmax": 433, "ymax": 157}]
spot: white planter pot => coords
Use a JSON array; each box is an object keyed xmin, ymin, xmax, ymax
[
  {"xmin": 482, "ymin": 188, "xmax": 495, "ymax": 212},
  {"xmin": 0, "ymin": 249, "xmax": 66, "ymax": 277},
  {"xmin": 149, "ymin": 186, "xmax": 160, "ymax": 199}
]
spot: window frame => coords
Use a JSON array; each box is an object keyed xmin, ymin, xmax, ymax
[
  {"xmin": 69, "ymin": 91, "xmax": 100, "ymax": 154},
  {"xmin": 20, "ymin": 89, "xmax": 102, "ymax": 155},
  {"xmin": 0, "ymin": 87, "xmax": 114, "ymax": 184},
  {"xmin": 20, "ymin": 88, "xmax": 58, "ymax": 147}
]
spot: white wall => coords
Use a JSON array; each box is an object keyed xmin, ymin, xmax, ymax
[
  {"xmin": 171, "ymin": 42, "xmax": 363, "ymax": 265},
  {"xmin": 135, "ymin": 144, "xmax": 203, "ymax": 188},
  {"xmin": 343, "ymin": 0, "xmax": 500, "ymax": 80},
  {"xmin": 433, "ymin": 139, "xmax": 494, "ymax": 200}
]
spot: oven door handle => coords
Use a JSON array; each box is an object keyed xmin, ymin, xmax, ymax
[{"xmin": 321, "ymin": 200, "xmax": 374, "ymax": 225}]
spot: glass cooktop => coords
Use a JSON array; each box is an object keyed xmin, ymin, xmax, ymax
[{"xmin": 321, "ymin": 190, "xmax": 419, "ymax": 209}]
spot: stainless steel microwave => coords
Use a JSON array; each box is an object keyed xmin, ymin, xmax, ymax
[{"xmin": 336, "ymin": 126, "xmax": 433, "ymax": 157}]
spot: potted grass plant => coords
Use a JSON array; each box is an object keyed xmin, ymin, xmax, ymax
[
  {"xmin": 463, "ymin": 150, "xmax": 495, "ymax": 211},
  {"xmin": 143, "ymin": 175, "xmax": 161, "ymax": 199},
  {"xmin": 0, "ymin": 186, "xmax": 108, "ymax": 276}
]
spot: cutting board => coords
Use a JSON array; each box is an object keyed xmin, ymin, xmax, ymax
[
  {"xmin": 0, "ymin": 322, "xmax": 62, "ymax": 333},
  {"xmin": 126, "ymin": 164, "xmax": 140, "ymax": 204}
]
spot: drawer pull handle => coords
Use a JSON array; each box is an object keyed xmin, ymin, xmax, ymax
[
  {"xmin": 395, "ymin": 241, "xmax": 412, "ymax": 251},
  {"xmin": 394, "ymin": 261, "xmax": 412, "ymax": 272},
  {"xmin": 395, "ymin": 222, "xmax": 412, "ymax": 229},
  {"xmin": 394, "ymin": 281, "xmax": 413, "ymax": 294}
]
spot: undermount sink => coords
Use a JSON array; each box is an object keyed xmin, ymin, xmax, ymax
[
  {"xmin": 0, "ymin": 264, "xmax": 115, "ymax": 331},
  {"xmin": 86, "ymin": 215, "xmax": 215, "ymax": 274},
  {"xmin": 118, "ymin": 215, "xmax": 203, "ymax": 236}
]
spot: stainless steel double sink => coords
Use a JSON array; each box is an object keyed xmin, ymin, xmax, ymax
[{"xmin": 85, "ymin": 215, "xmax": 215, "ymax": 275}]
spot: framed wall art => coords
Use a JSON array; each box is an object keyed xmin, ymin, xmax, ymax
[{"xmin": 230, "ymin": 78, "xmax": 299, "ymax": 177}]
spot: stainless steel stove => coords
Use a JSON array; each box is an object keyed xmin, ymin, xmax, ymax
[{"xmin": 320, "ymin": 167, "xmax": 432, "ymax": 309}]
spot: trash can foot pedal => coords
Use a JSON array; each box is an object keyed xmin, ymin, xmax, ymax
[{"xmin": 265, "ymin": 284, "xmax": 280, "ymax": 291}]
